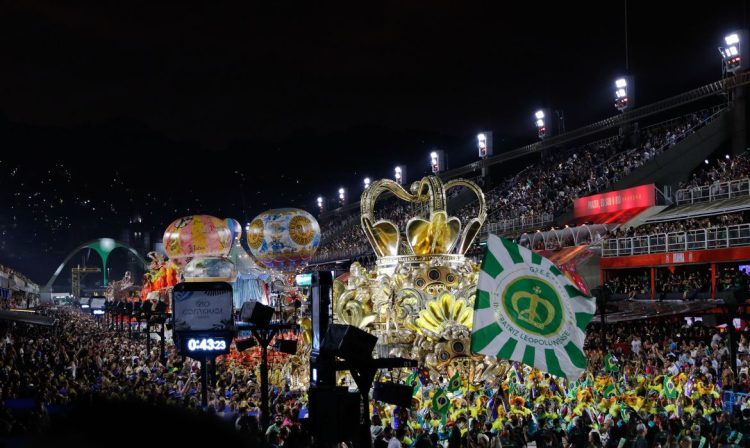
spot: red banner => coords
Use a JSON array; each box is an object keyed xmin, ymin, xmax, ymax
[{"xmin": 573, "ymin": 184, "xmax": 655, "ymax": 219}]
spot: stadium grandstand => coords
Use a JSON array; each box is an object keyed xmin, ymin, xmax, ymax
[{"xmin": 310, "ymin": 71, "xmax": 750, "ymax": 314}]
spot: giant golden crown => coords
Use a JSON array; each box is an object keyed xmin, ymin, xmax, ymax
[{"xmin": 360, "ymin": 176, "xmax": 487, "ymax": 259}]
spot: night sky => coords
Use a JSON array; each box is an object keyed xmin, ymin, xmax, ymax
[{"xmin": 0, "ymin": 1, "xmax": 746, "ymax": 285}]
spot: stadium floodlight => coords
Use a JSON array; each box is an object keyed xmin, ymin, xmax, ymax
[
  {"xmin": 394, "ymin": 165, "xmax": 407, "ymax": 185},
  {"xmin": 726, "ymin": 33, "xmax": 740, "ymax": 45},
  {"xmin": 719, "ymin": 31, "xmax": 745, "ymax": 74},
  {"xmin": 317, "ymin": 196, "xmax": 324, "ymax": 211},
  {"xmin": 363, "ymin": 177, "xmax": 371, "ymax": 189},
  {"xmin": 429, "ymin": 150, "xmax": 444, "ymax": 174},
  {"xmin": 534, "ymin": 110, "xmax": 546, "ymax": 139},
  {"xmin": 338, "ymin": 188, "xmax": 346, "ymax": 205},
  {"xmin": 614, "ymin": 77, "xmax": 632, "ymax": 112},
  {"xmin": 477, "ymin": 132, "xmax": 493, "ymax": 158}
]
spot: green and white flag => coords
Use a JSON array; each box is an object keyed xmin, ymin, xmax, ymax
[{"xmin": 471, "ymin": 235, "xmax": 596, "ymax": 380}]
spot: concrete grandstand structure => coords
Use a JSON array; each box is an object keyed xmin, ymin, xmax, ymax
[{"xmin": 310, "ymin": 72, "xmax": 750, "ymax": 310}]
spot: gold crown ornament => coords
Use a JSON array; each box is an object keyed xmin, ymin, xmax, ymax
[
  {"xmin": 333, "ymin": 175, "xmax": 502, "ymax": 380},
  {"xmin": 360, "ymin": 176, "xmax": 486, "ymax": 259}
]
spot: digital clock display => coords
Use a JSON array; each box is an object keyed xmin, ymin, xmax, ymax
[
  {"xmin": 183, "ymin": 337, "xmax": 230, "ymax": 354},
  {"xmin": 187, "ymin": 338, "xmax": 227, "ymax": 351}
]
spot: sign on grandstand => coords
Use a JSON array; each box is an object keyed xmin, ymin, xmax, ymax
[{"xmin": 573, "ymin": 184, "xmax": 655, "ymax": 221}]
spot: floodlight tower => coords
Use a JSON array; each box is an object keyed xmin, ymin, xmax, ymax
[
  {"xmin": 720, "ymin": 30, "xmax": 749, "ymax": 157},
  {"xmin": 719, "ymin": 31, "xmax": 746, "ymax": 77},
  {"xmin": 429, "ymin": 150, "xmax": 445, "ymax": 174},
  {"xmin": 614, "ymin": 77, "xmax": 634, "ymax": 112},
  {"xmin": 534, "ymin": 110, "xmax": 547, "ymax": 140},
  {"xmin": 394, "ymin": 165, "xmax": 407, "ymax": 185},
  {"xmin": 317, "ymin": 196, "xmax": 324, "ymax": 213}
]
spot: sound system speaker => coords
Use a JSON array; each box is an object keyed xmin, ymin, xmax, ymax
[
  {"xmin": 373, "ymin": 382, "xmax": 413, "ymax": 408},
  {"xmin": 240, "ymin": 300, "xmax": 274, "ymax": 326},
  {"xmin": 236, "ymin": 338, "xmax": 257, "ymax": 352},
  {"xmin": 312, "ymin": 271, "xmax": 332, "ymax": 351},
  {"xmin": 702, "ymin": 315, "xmax": 718, "ymax": 326},
  {"xmin": 308, "ymin": 386, "xmax": 359, "ymax": 446},
  {"xmin": 275, "ymin": 339, "xmax": 298, "ymax": 354},
  {"xmin": 321, "ymin": 324, "xmax": 377, "ymax": 362}
]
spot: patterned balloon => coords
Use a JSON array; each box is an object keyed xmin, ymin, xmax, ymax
[
  {"xmin": 226, "ymin": 217, "xmax": 243, "ymax": 244},
  {"xmin": 246, "ymin": 208, "xmax": 321, "ymax": 272},
  {"xmin": 163, "ymin": 215, "xmax": 233, "ymax": 265}
]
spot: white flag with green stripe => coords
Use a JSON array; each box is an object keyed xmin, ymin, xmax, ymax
[{"xmin": 471, "ymin": 235, "xmax": 596, "ymax": 380}]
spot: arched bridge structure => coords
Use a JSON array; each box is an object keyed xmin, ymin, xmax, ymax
[{"xmin": 42, "ymin": 238, "xmax": 148, "ymax": 292}]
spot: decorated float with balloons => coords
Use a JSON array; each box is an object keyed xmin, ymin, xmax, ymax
[{"xmin": 153, "ymin": 208, "xmax": 320, "ymax": 391}]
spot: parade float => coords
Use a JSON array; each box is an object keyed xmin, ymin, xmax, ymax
[
  {"xmin": 157, "ymin": 210, "xmax": 321, "ymax": 392},
  {"xmin": 332, "ymin": 175, "xmax": 503, "ymax": 382}
]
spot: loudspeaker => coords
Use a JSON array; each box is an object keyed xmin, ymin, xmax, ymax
[
  {"xmin": 373, "ymin": 382, "xmax": 413, "ymax": 408},
  {"xmin": 275, "ymin": 339, "xmax": 298, "ymax": 355},
  {"xmin": 702, "ymin": 315, "xmax": 719, "ymax": 326},
  {"xmin": 240, "ymin": 300, "xmax": 274, "ymax": 326},
  {"xmin": 311, "ymin": 271, "xmax": 333, "ymax": 352},
  {"xmin": 321, "ymin": 324, "xmax": 377, "ymax": 362},
  {"xmin": 308, "ymin": 386, "xmax": 359, "ymax": 446},
  {"xmin": 236, "ymin": 338, "xmax": 257, "ymax": 352}
]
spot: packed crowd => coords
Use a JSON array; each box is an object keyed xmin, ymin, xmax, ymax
[
  {"xmin": 609, "ymin": 213, "xmax": 747, "ymax": 240},
  {"xmin": 0, "ymin": 292, "xmax": 39, "ymax": 310},
  {"xmin": 606, "ymin": 268, "xmax": 749, "ymax": 300},
  {"xmin": 3, "ymin": 305, "xmax": 750, "ymax": 448},
  {"xmin": 0, "ymin": 264, "xmax": 36, "ymax": 290},
  {"xmin": 0, "ymin": 309, "xmax": 308, "ymax": 446},
  {"xmin": 313, "ymin": 110, "xmax": 714, "ymax": 263},
  {"xmin": 679, "ymin": 154, "xmax": 750, "ymax": 191}
]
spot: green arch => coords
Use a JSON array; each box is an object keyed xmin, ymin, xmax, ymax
[{"xmin": 42, "ymin": 238, "xmax": 149, "ymax": 292}]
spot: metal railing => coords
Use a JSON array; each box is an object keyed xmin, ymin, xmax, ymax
[
  {"xmin": 602, "ymin": 223, "xmax": 750, "ymax": 257},
  {"xmin": 484, "ymin": 213, "xmax": 554, "ymax": 236},
  {"xmin": 675, "ymin": 178, "xmax": 750, "ymax": 205}
]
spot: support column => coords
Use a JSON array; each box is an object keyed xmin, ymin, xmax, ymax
[
  {"xmin": 711, "ymin": 263, "xmax": 717, "ymax": 301},
  {"xmin": 650, "ymin": 267, "xmax": 656, "ymax": 300}
]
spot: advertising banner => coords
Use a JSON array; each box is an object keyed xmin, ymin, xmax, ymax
[
  {"xmin": 172, "ymin": 282, "xmax": 234, "ymax": 332},
  {"xmin": 574, "ymin": 184, "xmax": 656, "ymax": 219}
]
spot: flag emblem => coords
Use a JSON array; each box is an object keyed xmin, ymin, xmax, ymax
[{"xmin": 471, "ymin": 235, "xmax": 596, "ymax": 380}]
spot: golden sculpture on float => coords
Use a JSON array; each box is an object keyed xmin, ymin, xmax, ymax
[{"xmin": 334, "ymin": 175, "xmax": 505, "ymax": 382}]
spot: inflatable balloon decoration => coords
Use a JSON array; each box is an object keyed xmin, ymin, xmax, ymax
[
  {"xmin": 245, "ymin": 208, "xmax": 321, "ymax": 273},
  {"xmin": 162, "ymin": 215, "xmax": 237, "ymax": 282}
]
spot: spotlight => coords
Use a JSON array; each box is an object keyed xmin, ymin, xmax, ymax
[
  {"xmin": 338, "ymin": 188, "xmax": 346, "ymax": 205},
  {"xmin": 363, "ymin": 177, "xmax": 371, "ymax": 189}
]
